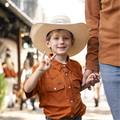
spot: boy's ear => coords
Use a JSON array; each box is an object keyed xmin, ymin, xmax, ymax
[
  {"xmin": 71, "ymin": 39, "xmax": 75, "ymax": 47},
  {"xmin": 46, "ymin": 40, "xmax": 51, "ymax": 48}
]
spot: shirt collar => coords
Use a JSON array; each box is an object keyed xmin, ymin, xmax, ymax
[{"xmin": 48, "ymin": 54, "xmax": 73, "ymax": 71}]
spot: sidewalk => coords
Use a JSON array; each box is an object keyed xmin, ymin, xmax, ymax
[
  {"xmin": 82, "ymin": 95, "xmax": 113, "ymax": 120},
  {"xmin": 0, "ymin": 91, "xmax": 113, "ymax": 120}
]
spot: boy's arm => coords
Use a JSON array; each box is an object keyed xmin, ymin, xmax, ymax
[
  {"xmin": 80, "ymin": 81, "xmax": 91, "ymax": 92},
  {"xmin": 24, "ymin": 51, "xmax": 56, "ymax": 93},
  {"xmin": 24, "ymin": 68, "xmax": 45, "ymax": 93},
  {"xmin": 80, "ymin": 73, "xmax": 100, "ymax": 92}
]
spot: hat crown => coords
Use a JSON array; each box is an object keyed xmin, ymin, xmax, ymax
[{"xmin": 50, "ymin": 15, "xmax": 71, "ymax": 24}]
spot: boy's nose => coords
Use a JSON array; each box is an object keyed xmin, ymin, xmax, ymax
[{"xmin": 59, "ymin": 38, "xmax": 64, "ymax": 43}]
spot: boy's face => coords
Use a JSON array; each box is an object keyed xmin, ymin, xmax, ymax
[{"xmin": 46, "ymin": 30, "xmax": 75, "ymax": 56}]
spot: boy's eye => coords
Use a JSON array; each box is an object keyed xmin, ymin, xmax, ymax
[
  {"xmin": 54, "ymin": 37, "xmax": 59, "ymax": 40},
  {"xmin": 64, "ymin": 37, "xmax": 69, "ymax": 39}
]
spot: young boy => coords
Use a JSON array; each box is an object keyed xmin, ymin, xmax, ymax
[{"xmin": 23, "ymin": 15, "xmax": 100, "ymax": 120}]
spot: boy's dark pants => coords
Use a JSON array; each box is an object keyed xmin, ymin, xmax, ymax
[{"xmin": 46, "ymin": 116, "xmax": 82, "ymax": 120}]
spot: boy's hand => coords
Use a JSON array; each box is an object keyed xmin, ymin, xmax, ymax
[
  {"xmin": 38, "ymin": 51, "xmax": 56, "ymax": 72},
  {"xmin": 86, "ymin": 73, "xmax": 100, "ymax": 85}
]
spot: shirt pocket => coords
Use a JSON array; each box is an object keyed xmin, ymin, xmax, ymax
[
  {"xmin": 72, "ymin": 80, "xmax": 81, "ymax": 100},
  {"xmin": 46, "ymin": 83, "xmax": 66, "ymax": 104}
]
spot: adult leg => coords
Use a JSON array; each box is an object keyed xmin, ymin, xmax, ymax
[
  {"xmin": 99, "ymin": 63, "xmax": 120, "ymax": 120},
  {"xmin": 20, "ymin": 99, "xmax": 23, "ymax": 110},
  {"xmin": 93, "ymin": 82, "xmax": 101, "ymax": 107},
  {"xmin": 31, "ymin": 98, "xmax": 36, "ymax": 110},
  {"xmin": 93, "ymin": 87, "xmax": 99, "ymax": 107}
]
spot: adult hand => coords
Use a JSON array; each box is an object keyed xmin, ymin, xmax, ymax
[
  {"xmin": 38, "ymin": 51, "xmax": 56, "ymax": 72},
  {"xmin": 82, "ymin": 69, "xmax": 93, "ymax": 86},
  {"xmin": 92, "ymin": 71, "xmax": 100, "ymax": 84},
  {"xmin": 86, "ymin": 73, "xmax": 100, "ymax": 84},
  {"xmin": 82, "ymin": 69, "xmax": 100, "ymax": 90}
]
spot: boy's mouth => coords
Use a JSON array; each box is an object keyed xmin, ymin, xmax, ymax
[{"xmin": 57, "ymin": 46, "xmax": 66, "ymax": 49}]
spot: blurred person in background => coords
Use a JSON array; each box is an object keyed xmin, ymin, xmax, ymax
[
  {"xmin": 20, "ymin": 52, "xmax": 38, "ymax": 110},
  {"xmin": 2, "ymin": 48, "xmax": 17, "ymax": 108},
  {"xmin": 93, "ymin": 72, "xmax": 102, "ymax": 107}
]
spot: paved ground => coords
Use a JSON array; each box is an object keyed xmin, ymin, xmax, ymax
[
  {"xmin": 82, "ymin": 95, "xmax": 113, "ymax": 120},
  {"xmin": 0, "ymin": 89, "xmax": 113, "ymax": 120}
]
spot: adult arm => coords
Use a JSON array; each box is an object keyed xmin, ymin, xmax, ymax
[
  {"xmin": 82, "ymin": 0, "xmax": 101, "ymax": 86},
  {"xmin": 85, "ymin": 0, "xmax": 101, "ymax": 71}
]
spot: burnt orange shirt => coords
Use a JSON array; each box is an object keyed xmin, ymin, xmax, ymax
[
  {"xmin": 24, "ymin": 54, "xmax": 86, "ymax": 119},
  {"xmin": 85, "ymin": 0, "xmax": 120, "ymax": 71},
  {"xmin": 2, "ymin": 62, "xmax": 17, "ymax": 78}
]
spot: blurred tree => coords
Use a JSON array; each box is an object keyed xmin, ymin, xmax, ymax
[{"xmin": 0, "ymin": 74, "xmax": 8, "ymax": 113}]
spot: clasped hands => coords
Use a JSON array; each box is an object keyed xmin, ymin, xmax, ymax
[{"xmin": 82, "ymin": 70, "xmax": 101, "ymax": 90}]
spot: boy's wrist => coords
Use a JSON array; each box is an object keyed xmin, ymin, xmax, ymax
[{"xmin": 36, "ymin": 68, "xmax": 46, "ymax": 75}]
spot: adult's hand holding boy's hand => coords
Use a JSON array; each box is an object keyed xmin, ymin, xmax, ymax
[
  {"xmin": 86, "ymin": 73, "xmax": 100, "ymax": 85},
  {"xmin": 82, "ymin": 69, "xmax": 100, "ymax": 90}
]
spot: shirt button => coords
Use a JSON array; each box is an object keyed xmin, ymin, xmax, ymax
[
  {"xmin": 65, "ymin": 73, "xmax": 67, "ymax": 76},
  {"xmin": 71, "ymin": 100, "xmax": 73, "ymax": 103},
  {"xmin": 71, "ymin": 115, "xmax": 73, "ymax": 117},
  {"xmin": 54, "ymin": 88, "xmax": 56, "ymax": 90},
  {"xmin": 63, "ymin": 65, "xmax": 65, "ymax": 67},
  {"xmin": 68, "ymin": 86, "xmax": 71, "ymax": 88}
]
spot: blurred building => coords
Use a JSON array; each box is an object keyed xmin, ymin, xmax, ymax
[
  {"xmin": 11, "ymin": 0, "xmax": 43, "ymax": 23},
  {"xmin": 0, "ymin": 0, "xmax": 43, "ymax": 90}
]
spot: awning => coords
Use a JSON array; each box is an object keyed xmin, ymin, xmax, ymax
[{"xmin": 0, "ymin": 0, "xmax": 34, "ymax": 27}]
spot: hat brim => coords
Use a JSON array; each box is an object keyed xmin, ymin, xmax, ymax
[{"xmin": 30, "ymin": 22, "xmax": 89, "ymax": 57}]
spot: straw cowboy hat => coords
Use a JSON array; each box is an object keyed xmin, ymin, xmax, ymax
[{"xmin": 30, "ymin": 15, "xmax": 89, "ymax": 57}]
